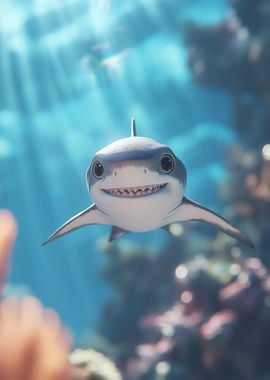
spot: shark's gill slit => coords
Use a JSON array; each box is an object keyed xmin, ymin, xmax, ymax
[{"xmin": 102, "ymin": 183, "xmax": 168, "ymax": 197}]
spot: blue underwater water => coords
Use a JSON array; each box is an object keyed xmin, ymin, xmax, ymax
[{"xmin": 0, "ymin": 0, "xmax": 234, "ymax": 341}]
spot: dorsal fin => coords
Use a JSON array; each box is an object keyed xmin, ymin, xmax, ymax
[{"xmin": 131, "ymin": 117, "xmax": 137, "ymax": 137}]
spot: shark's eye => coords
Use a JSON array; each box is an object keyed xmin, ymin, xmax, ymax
[
  {"xmin": 160, "ymin": 154, "xmax": 175, "ymax": 174},
  {"xmin": 93, "ymin": 161, "xmax": 104, "ymax": 179}
]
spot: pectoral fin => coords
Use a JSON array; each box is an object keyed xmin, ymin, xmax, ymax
[
  {"xmin": 43, "ymin": 204, "xmax": 110, "ymax": 245},
  {"xmin": 109, "ymin": 226, "xmax": 128, "ymax": 242},
  {"xmin": 170, "ymin": 197, "xmax": 254, "ymax": 247}
]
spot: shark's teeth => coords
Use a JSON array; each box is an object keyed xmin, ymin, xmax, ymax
[{"xmin": 103, "ymin": 183, "xmax": 167, "ymax": 197}]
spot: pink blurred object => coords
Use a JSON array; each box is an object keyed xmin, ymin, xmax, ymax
[
  {"xmin": 200, "ymin": 310, "xmax": 236, "ymax": 340},
  {"xmin": 0, "ymin": 297, "xmax": 72, "ymax": 380},
  {"xmin": 0, "ymin": 210, "xmax": 73, "ymax": 380},
  {"xmin": 0, "ymin": 210, "xmax": 17, "ymax": 289},
  {"xmin": 136, "ymin": 340, "xmax": 174, "ymax": 359},
  {"xmin": 141, "ymin": 305, "xmax": 203, "ymax": 329},
  {"xmin": 246, "ymin": 160, "xmax": 270, "ymax": 202}
]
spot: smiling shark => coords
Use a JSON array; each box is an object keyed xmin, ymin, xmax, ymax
[{"xmin": 44, "ymin": 118, "xmax": 253, "ymax": 247}]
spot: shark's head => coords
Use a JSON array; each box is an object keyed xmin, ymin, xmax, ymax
[{"xmin": 86, "ymin": 119, "xmax": 186, "ymax": 230}]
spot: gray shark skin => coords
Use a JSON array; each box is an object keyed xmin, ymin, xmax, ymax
[{"xmin": 44, "ymin": 118, "xmax": 254, "ymax": 247}]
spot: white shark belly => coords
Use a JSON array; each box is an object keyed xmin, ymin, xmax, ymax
[
  {"xmin": 111, "ymin": 209, "xmax": 163, "ymax": 232},
  {"xmin": 97, "ymin": 195, "xmax": 172, "ymax": 232}
]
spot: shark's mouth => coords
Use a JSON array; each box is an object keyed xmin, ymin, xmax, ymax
[{"xmin": 103, "ymin": 183, "xmax": 167, "ymax": 197}]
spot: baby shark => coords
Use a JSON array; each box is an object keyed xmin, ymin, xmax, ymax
[{"xmin": 44, "ymin": 119, "xmax": 253, "ymax": 246}]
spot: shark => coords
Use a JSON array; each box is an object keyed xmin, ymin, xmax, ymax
[{"xmin": 44, "ymin": 118, "xmax": 253, "ymax": 247}]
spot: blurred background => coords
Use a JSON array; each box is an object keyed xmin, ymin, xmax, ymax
[{"xmin": 0, "ymin": 0, "xmax": 270, "ymax": 379}]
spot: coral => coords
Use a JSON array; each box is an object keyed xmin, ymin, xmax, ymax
[
  {"xmin": 95, "ymin": 238, "xmax": 189, "ymax": 367},
  {"xmin": 70, "ymin": 348, "xmax": 122, "ymax": 380},
  {"xmin": 185, "ymin": 19, "xmax": 253, "ymax": 93},
  {"xmin": 0, "ymin": 211, "xmax": 73, "ymax": 380},
  {"xmin": 184, "ymin": 1, "xmax": 270, "ymax": 147},
  {"xmin": 0, "ymin": 210, "xmax": 17, "ymax": 288},
  {"xmin": 185, "ymin": 18, "xmax": 270, "ymax": 97},
  {"xmin": 229, "ymin": 0, "xmax": 270, "ymax": 33},
  {"xmin": 220, "ymin": 143, "xmax": 270, "ymax": 265},
  {"xmin": 125, "ymin": 255, "xmax": 270, "ymax": 380}
]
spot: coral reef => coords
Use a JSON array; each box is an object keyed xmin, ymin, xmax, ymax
[
  {"xmin": 221, "ymin": 143, "xmax": 270, "ymax": 265},
  {"xmin": 184, "ymin": 0, "xmax": 270, "ymax": 147},
  {"xmin": 229, "ymin": 0, "xmax": 270, "ymax": 33},
  {"xmin": 184, "ymin": 18, "xmax": 270, "ymax": 97},
  {"xmin": 183, "ymin": 0, "xmax": 270, "ymax": 261},
  {"xmin": 94, "ymin": 238, "xmax": 189, "ymax": 367},
  {"xmin": 125, "ymin": 255, "xmax": 270, "ymax": 380}
]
